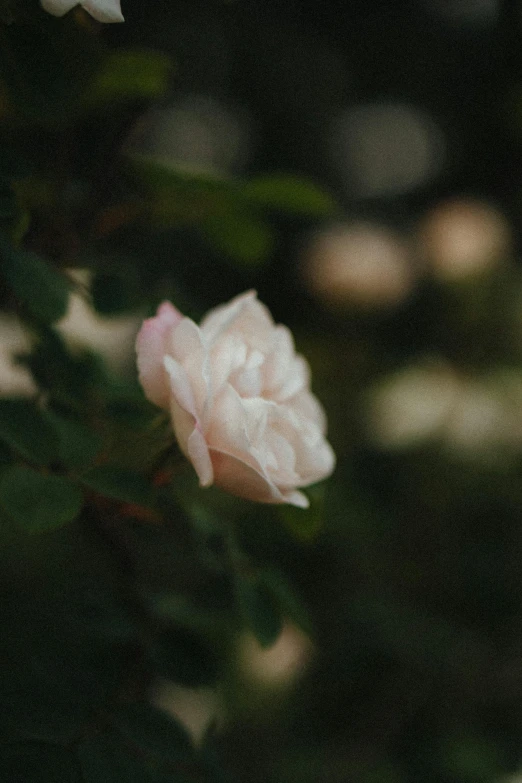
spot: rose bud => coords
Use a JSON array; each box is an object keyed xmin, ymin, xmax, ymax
[{"xmin": 136, "ymin": 292, "xmax": 335, "ymax": 508}]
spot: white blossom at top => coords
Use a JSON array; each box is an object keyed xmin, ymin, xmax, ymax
[{"xmin": 40, "ymin": 0, "xmax": 124, "ymax": 23}]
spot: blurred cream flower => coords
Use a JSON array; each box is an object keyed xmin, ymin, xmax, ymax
[
  {"xmin": 40, "ymin": 0, "xmax": 124, "ymax": 22},
  {"xmin": 417, "ymin": 198, "xmax": 511, "ymax": 282},
  {"xmin": 302, "ymin": 223, "xmax": 414, "ymax": 310},
  {"xmin": 445, "ymin": 371, "xmax": 522, "ymax": 458},
  {"xmin": 237, "ymin": 622, "xmax": 313, "ymax": 689},
  {"xmin": 150, "ymin": 681, "xmax": 222, "ymax": 747},
  {"xmin": 57, "ymin": 270, "xmax": 141, "ymax": 374},
  {"xmin": 367, "ymin": 359, "xmax": 522, "ymax": 462},
  {"xmin": 0, "ymin": 314, "xmax": 37, "ymax": 398},
  {"xmin": 366, "ymin": 359, "xmax": 460, "ymax": 450}
]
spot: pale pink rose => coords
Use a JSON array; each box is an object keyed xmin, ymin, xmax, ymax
[
  {"xmin": 136, "ymin": 292, "xmax": 335, "ymax": 508},
  {"xmin": 40, "ymin": 0, "xmax": 124, "ymax": 22}
]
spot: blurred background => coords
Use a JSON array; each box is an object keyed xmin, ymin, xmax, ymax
[{"xmin": 3, "ymin": 0, "xmax": 522, "ymax": 781}]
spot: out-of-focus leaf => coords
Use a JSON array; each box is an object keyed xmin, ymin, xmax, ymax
[
  {"xmin": 203, "ymin": 210, "xmax": 275, "ymax": 265},
  {"xmin": 260, "ymin": 569, "xmax": 312, "ymax": 635},
  {"xmin": 0, "ymin": 236, "xmax": 69, "ymax": 323},
  {"xmin": 148, "ymin": 627, "xmax": 221, "ymax": 687},
  {"xmin": 242, "ymin": 174, "xmax": 336, "ymax": 216},
  {"xmin": 84, "ymin": 49, "xmax": 172, "ymax": 107},
  {"xmin": 235, "ymin": 573, "xmax": 283, "ymax": 648},
  {"xmin": 129, "ymin": 156, "xmax": 229, "ymax": 195},
  {"xmin": 80, "ymin": 465, "xmax": 154, "ymax": 506},
  {"xmin": 440, "ymin": 734, "xmax": 505, "ymax": 782},
  {"xmin": 0, "ymin": 465, "xmax": 83, "ymax": 532},
  {"xmin": 0, "ymin": 399, "xmax": 58, "ymax": 465},
  {"xmin": 0, "ymin": 744, "xmax": 82, "ymax": 783},
  {"xmin": 47, "ymin": 412, "xmax": 102, "ymax": 470},
  {"xmin": 25, "ymin": 328, "xmax": 108, "ymax": 406}
]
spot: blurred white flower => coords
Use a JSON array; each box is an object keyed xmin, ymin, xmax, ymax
[
  {"xmin": 150, "ymin": 681, "xmax": 222, "ymax": 747},
  {"xmin": 0, "ymin": 314, "xmax": 36, "ymax": 398},
  {"xmin": 57, "ymin": 271, "xmax": 141, "ymax": 373},
  {"xmin": 445, "ymin": 371, "xmax": 522, "ymax": 459},
  {"xmin": 417, "ymin": 198, "xmax": 511, "ymax": 282},
  {"xmin": 302, "ymin": 223, "xmax": 414, "ymax": 310},
  {"xmin": 330, "ymin": 103, "xmax": 444, "ymax": 198},
  {"xmin": 421, "ymin": 0, "xmax": 498, "ymax": 28},
  {"xmin": 367, "ymin": 359, "xmax": 522, "ymax": 462},
  {"xmin": 367, "ymin": 359, "xmax": 460, "ymax": 449},
  {"xmin": 128, "ymin": 96, "xmax": 250, "ymax": 176},
  {"xmin": 237, "ymin": 622, "xmax": 313, "ymax": 689},
  {"xmin": 40, "ymin": 0, "xmax": 124, "ymax": 22}
]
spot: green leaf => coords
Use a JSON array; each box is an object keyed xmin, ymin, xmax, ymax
[
  {"xmin": 235, "ymin": 574, "xmax": 283, "ymax": 648},
  {"xmin": 26, "ymin": 328, "xmax": 108, "ymax": 406},
  {"xmin": 260, "ymin": 569, "xmax": 312, "ymax": 636},
  {"xmin": 47, "ymin": 412, "xmax": 102, "ymax": 470},
  {"xmin": 0, "ymin": 399, "xmax": 59, "ymax": 465},
  {"xmin": 0, "ymin": 236, "xmax": 70, "ymax": 323},
  {"xmin": 203, "ymin": 210, "xmax": 275, "ymax": 265},
  {"xmin": 85, "ymin": 49, "xmax": 172, "ymax": 107},
  {"xmin": 148, "ymin": 627, "xmax": 220, "ymax": 687},
  {"xmin": 242, "ymin": 174, "xmax": 336, "ymax": 217},
  {"xmin": 0, "ymin": 465, "xmax": 83, "ymax": 532},
  {"xmin": 0, "ymin": 744, "xmax": 82, "ymax": 783},
  {"xmin": 441, "ymin": 734, "xmax": 505, "ymax": 782},
  {"xmin": 80, "ymin": 465, "xmax": 154, "ymax": 506},
  {"xmin": 129, "ymin": 155, "xmax": 229, "ymax": 194}
]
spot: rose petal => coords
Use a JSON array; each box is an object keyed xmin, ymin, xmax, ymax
[
  {"xmin": 188, "ymin": 427, "xmax": 213, "ymax": 487},
  {"xmin": 40, "ymin": 0, "xmax": 124, "ymax": 21},
  {"xmin": 164, "ymin": 356, "xmax": 197, "ymax": 418},
  {"xmin": 282, "ymin": 490, "xmax": 310, "ymax": 509},
  {"xmin": 81, "ymin": 0, "xmax": 124, "ymax": 22},
  {"xmin": 40, "ymin": 0, "xmax": 76, "ymax": 16},
  {"xmin": 200, "ymin": 291, "xmax": 258, "ymax": 343},
  {"xmin": 210, "ymin": 449, "xmax": 287, "ymax": 505},
  {"xmin": 136, "ymin": 302, "xmax": 183, "ymax": 409}
]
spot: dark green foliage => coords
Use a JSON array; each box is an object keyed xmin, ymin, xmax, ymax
[
  {"xmin": 80, "ymin": 465, "xmax": 155, "ymax": 506},
  {"xmin": 0, "ymin": 2, "xmax": 521, "ymax": 782},
  {"xmin": 48, "ymin": 412, "xmax": 102, "ymax": 470},
  {"xmin": 148, "ymin": 627, "xmax": 221, "ymax": 687},
  {"xmin": 202, "ymin": 209, "xmax": 274, "ymax": 265},
  {"xmin": 235, "ymin": 572, "xmax": 283, "ymax": 648},
  {"xmin": 0, "ymin": 10, "xmax": 102, "ymax": 123},
  {"xmin": 0, "ymin": 398, "xmax": 58, "ymax": 464},
  {"xmin": 0, "ymin": 465, "xmax": 83, "ymax": 531},
  {"xmin": 91, "ymin": 264, "xmax": 141, "ymax": 315},
  {"xmin": 0, "ymin": 744, "xmax": 82, "ymax": 783},
  {"xmin": 84, "ymin": 49, "xmax": 172, "ymax": 108},
  {"xmin": 78, "ymin": 704, "xmax": 198, "ymax": 783},
  {"xmin": 0, "ymin": 237, "xmax": 69, "ymax": 323},
  {"xmin": 242, "ymin": 174, "xmax": 336, "ymax": 217}
]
